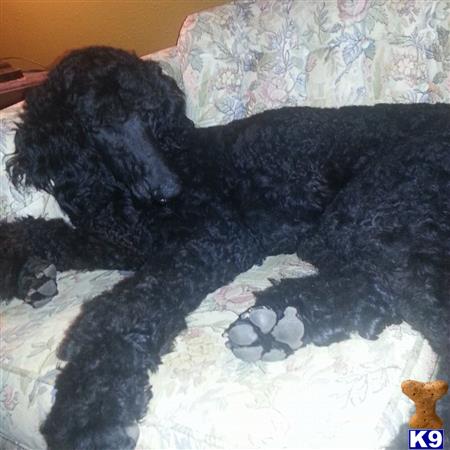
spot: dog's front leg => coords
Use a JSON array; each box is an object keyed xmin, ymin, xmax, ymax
[
  {"xmin": 40, "ymin": 269, "xmax": 188, "ymax": 450},
  {"xmin": 0, "ymin": 218, "xmax": 75, "ymax": 305},
  {"xmin": 41, "ymin": 233, "xmax": 256, "ymax": 450},
  {"xmin": 0, "ymin": 217, "xmax": 141, "ymax": 306}
]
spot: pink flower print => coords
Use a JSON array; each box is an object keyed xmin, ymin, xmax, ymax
[
  {"xmin": 1, "ymin": 385, "xmax": 19, "ymax": 411},
  {"xmin": 214, "ymin": 284, "xmax": 256, "ymax": 313},
  {"xmin": 337, "ymin": 0, "xmax": 371, "ymax": 23}
]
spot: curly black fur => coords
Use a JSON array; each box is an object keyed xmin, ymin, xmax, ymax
[{"xmin": 1, "ymin": 46, "xmax": 449, "ymax": 450}]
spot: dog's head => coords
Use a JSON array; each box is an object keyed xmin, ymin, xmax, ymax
[{"xmin": 7, "ymin": 46, "xmax": 191, "ymax": 209}]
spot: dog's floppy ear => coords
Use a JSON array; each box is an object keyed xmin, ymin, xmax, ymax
[
  {"xmin": 7, "ymin": 85, "xmax": 77, "ymax": 194},
  {"xmin": 141, "ymin": 61, "xmax": 193, "ymax": 148}
]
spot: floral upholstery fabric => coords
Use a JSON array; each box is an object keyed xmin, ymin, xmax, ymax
[
  {"xmin": 177, "ymin": 0, "xmax": 450, "ymax": 126},
  {"xmin": 1, "ymin": 1, "xmax": 448, "ymax": 449}
]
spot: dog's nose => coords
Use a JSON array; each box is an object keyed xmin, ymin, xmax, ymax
[
  {"xmin": 160, "ymin": 179, "xmax": 181, "ymax": 199},
  {"xmin": 152, "ymin": 182, "xmax": 181, "ymax": 204}
]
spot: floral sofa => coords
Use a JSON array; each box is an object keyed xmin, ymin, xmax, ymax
[{"xmin": 1, "ymin": 1, "xmax": 449, "ymax": 449}]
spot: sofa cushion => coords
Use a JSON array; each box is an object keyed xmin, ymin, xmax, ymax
[{"xmin": 0, "ymin": 255, "xmax": 439, "ymax": 450}]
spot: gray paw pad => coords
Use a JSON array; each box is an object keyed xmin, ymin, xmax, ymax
[
  {"xmin": 247, "ymin": 308, "xmax": 277, "ymax": 333},
  {"xmin": 229, "ymin": 345, "xmax": 264, "ymax": 362},
  {"xmin": 227, "ymin": 323, "xmax": 258, "ymax": 346},
  {"xmin": 261, "ymin": 348, "xmax": 288, "ymax": 362},
  {"xmin": 38, "ymin": 264, "xmax": 57, "ymax": 280},
  {"xmin": 271, "ymin": 306, "xmax": 305, "ymax": 350},
  {"xmin": 225, "ymin": 306, "xmax": 305, "ymax": 362},
  {"xmin": 21, "ymin": 261, "xmax": 58, "ymax": 308}
]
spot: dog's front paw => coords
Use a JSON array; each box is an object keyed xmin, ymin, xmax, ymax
[
  {"xmin": 18, "ymin": 258, "xmax": 58, "ymax": 307},
  {"xmin": 43, "ymin": 418, "xmax": 140, "ymax": 450},
  {"xmin": 225, "ymin": 306, "xmax": 305, "ymax": 362}
]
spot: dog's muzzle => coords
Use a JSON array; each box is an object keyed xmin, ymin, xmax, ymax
[
  {"xmin": 152, "ymin": 178, "xmax": 181, "ymax": 204},
  {"xmin": 130, "ymin": 175, "xmax": 181, "ymax": 204}
]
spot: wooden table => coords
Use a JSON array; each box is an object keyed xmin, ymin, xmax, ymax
[{"xmin": 0, "ymin": 71, "xmax": 47, "ymax": 109}]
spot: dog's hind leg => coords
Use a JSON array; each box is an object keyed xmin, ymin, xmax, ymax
[
  {"xmin": 228, "ymin": 138, "xmax": 450, "ymax": 367},
  {"xmin": 226, "ymin": 256, "xmax": 449, "ymax": 361},
  {"xmin": 225, "ymin": 265, "xmax": 405, "ymax": 361},
  {"xmin": 0, "ymin": 217, "xmax": 140, "ymax": 306}
]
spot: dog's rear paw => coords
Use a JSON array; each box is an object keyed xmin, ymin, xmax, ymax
[
  {"xmin": 224, "ymin": 306, "xmax": 305, "ymax": 362},
  {"xmin": 18, "ymin": 258, "xmax": 58, "ymax": 307}
]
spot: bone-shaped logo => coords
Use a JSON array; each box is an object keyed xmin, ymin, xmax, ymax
[{"xmin": 401, "ymin": 379, "xmax": 448, "ymax": 429}]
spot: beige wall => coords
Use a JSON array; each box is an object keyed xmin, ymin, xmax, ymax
[{"xmin": 0, "ymin": 0, "xmax": 228, "ymax": 70}]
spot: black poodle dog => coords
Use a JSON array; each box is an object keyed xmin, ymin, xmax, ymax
[{"xmin": 1, "ymin": 46, "xmax": 449, "ymax": 450}]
